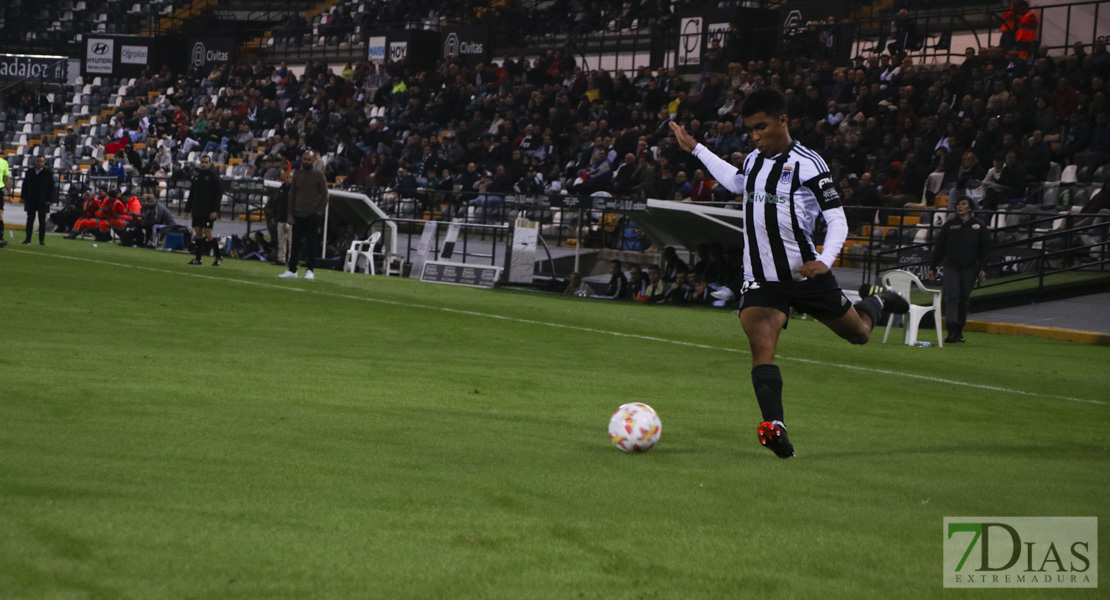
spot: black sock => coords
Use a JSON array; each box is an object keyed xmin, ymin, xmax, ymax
[
  {"xmin": 752, "ymin": 364, "xmax": 784, "ymax": 424},
  {"xmin": 854, "ymin": 296, "xmax": 882, "ymax": 328},
  {"xmin": 0, "ymin": 219, "xmax": 5, "ymax": 236},
  {"xmin": 211, "ymin": 238, "xmax": 221, "ymax": 259},
  {"xmin": 195, "ymin": 238, "xmax": 205, "ymax": 260}
]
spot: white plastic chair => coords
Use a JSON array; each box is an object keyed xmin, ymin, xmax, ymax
[
  {"xmin": 343, "ymin": 232, "xmax": 381, "ymax": 275},
  {"xmin": 880, "ymin": 269, "xmax": 944, "ymax": 347}
]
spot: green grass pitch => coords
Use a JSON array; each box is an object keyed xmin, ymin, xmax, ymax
[{"xmin": 1, "ymin": 239, "xmax": 1107, "ymax": 599}]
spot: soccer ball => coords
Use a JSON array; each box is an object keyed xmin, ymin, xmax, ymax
[{"xmin": 608, "ymin": 403, "xmax": 662, "ymax": 452}]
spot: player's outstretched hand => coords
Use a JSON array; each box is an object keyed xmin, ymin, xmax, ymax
[
  {"xmin": 668, "ymin": 121, "xmax": 697, "ymax": 152},
  {"xmin": 796, "ymin": 260, "xmax": 829, "ymax": 279}
]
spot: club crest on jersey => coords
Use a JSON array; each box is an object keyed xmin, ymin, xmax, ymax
[{"xmin": 779, "ymin": 166, "xmax": 793, "ymax": 185}]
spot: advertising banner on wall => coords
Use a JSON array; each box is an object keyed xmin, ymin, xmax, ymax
[
  {"xmin": 82, "ymin": 35, "xmax": 164, "ymax": 77},
  {"xmin": 84, "ymin": 38, "xmax": 115, "ymax": 75},
  {"xmin": 0, "ymin": 54, "xmax": 68, "ymax": 83},
  {"xmin": 120, "ymin": 44, "xmax": 149, "ymax": 66},
  {"xmin": 388, "ymin": 40, "xmax": 408, "ymax": 63},
  {"xmin": 188, "ymin": 38, "xmax": 234, "ymax": 70},
  {"xmin": 384, "ymin": 30, "xmax": 440, "ymax": 71},
  {"xmin": 674, "ymin": 8, "xmax": 777, "ymax": 73},
  {"xmin": 367, "ymin": 36, "xmax": 387, "ymax": 63},
  {"xmin": 677, "ymin": 16, "xmax": 703, "ymax": 68},
  {"xmin": 442, "ymin": 25, "xmax": 489, "ymax": 66}
]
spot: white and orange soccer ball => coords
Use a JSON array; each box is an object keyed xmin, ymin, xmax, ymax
[{"xmin": 608, "ymin": 403, "xmax": 662, "ymax": 452}]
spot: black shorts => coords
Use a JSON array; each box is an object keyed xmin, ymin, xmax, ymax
[
  {"xmin": 192, "ymin": 216, "xmax": 214, "ymax": 229},
  {"xmin": 739, "ymin": 272, "xmax": 852, "ymax": 321}
]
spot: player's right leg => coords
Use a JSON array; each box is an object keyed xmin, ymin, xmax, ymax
[
  {"xmin": 740, "ymin": 306, "xmax": 794, "ymax": 459},
  {"xmin": 189, "ymin": 226, "xmax": 204, "ymax": 264}
]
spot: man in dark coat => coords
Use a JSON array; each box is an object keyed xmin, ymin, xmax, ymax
[
  {"xmin": 22, "ymin": 155, "xmax": 55, "ymax": 245},
  {"xmin": 928, "ymin": 197, "xmax": 991, "ymax": 343},
  {"xmin": 186, "ymin": 154, "xmax": 224, "ymax": 265},
  {"xmin": 280, "ymin": 150, "xmax": 329, "ymax": 280}
]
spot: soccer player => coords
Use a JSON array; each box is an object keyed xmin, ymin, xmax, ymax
[
  {"xmin": 186, "ymin": 155, "xmax": 224, "ymax": 266},
  {"xmin": 669, "ymin": 88, "xmax": 909, "ymax": 459}
]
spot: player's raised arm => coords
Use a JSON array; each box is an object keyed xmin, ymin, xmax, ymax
[{"xmin": 669, "ymin": 121, "xmax": 744, "ymax": 194}]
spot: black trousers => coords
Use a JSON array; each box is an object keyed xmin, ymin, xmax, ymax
[
  {"xmin": 941, "ymin": 264, "xmax": 979, "ymax": 327},
  {"xmin": 287, "ymin": 213, "xmax": 321, "ymax": 273},
  {"xmin": 25, "ymin": 206, "xmax": 47, "ymax": 242}
]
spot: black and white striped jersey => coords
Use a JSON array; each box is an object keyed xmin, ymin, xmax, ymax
[{"xmin": 693, "ymin": 140, "xmax": 849, "ymax": 283}]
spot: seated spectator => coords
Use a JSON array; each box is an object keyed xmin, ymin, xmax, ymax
[
  {"xmin": 688, "ymin": 275, "xmax": 714, "ymax": 306},
  {"xmin": 327, "ymin": 224, "xmax": 359, "ymax": 258},
  {"xmin": 626, "ymin": 264, "xmax": 646, "ymax": 299},
  {"xmin": 239, "ymin": 232, "xmax": 270, "ymax": 261},
  {"xmin": 951, "ymin": 152, "xmax": 988, "ymax": 205},
  {"xmin": 661, "ymin": 246, "xmax": 688, "ymax": 281},
  {"xmin": 689, "ymin": 169, "xmax": 714, "ymax": 202},
  {"xmin": 640, "ymin": 266, "xmax": 668, "ymax": 302},
  {"xmin": 572, "ymin": 149, "xmax": 614, "ymax": 194},
  {"xmin": 564, "ymin": 272, "xmax": 590, "ymax": 296},
  {"xmin": 140, "ymin": 195, "xmax": 178, "ymax": 248},
  {"xmin": 844, "ymin": 172, "xmax": 881, "ymax": 230},
  {"xmin": 880, "ymin": 152, "xmax": 927, "ymax": 207},
  {"xmin": 670, "ymin": 170, "xmax": 693, "ymax": 200},
  {"xmin": 983, "ymin": 151, "xmax": 1031, "ymax": 208},
  {"xmin": 601, "ymin": 259, "xmax": 628, "ymax": 300},
  {"xmin": 662, "ymin": 270, "xmax": 691, "ymax": 305}
]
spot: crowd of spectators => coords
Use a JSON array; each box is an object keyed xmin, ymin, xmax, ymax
[
  {"xmin": 89, "ymin": 28, "xmax": 1108, "ymax": 230},
  {"xmin": 14, "ymin": 2, "xmax": 1108, "ymax": 280}
]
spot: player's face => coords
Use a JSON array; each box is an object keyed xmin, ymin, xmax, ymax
[{"xmin": 743, "ymin": 111, "xmax": 790, "ymax": 156}]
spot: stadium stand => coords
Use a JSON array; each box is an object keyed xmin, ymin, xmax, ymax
[{"xmin": 1, "ymin": 0, "xmax": 1107, "ymax": 295}]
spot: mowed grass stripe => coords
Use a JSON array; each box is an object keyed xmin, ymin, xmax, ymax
[{"xmin": 8, "ymin": 245, "xmax": 1105, "ymax": 407}]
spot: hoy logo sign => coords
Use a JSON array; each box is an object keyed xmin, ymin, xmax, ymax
[{"xmin": 943, "ymin": 517, "xmax": 1097, "ymax": 588}]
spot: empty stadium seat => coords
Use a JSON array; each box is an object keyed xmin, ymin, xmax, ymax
[
  {"xmin": 1045, "ymin": 162, "xmax": 1062, "ymax": 183},
  {"xmin": 880, "ymin": 269, "xmax": 944, "ymax": 347},
  {"xmin": 1041, "ymin": 186, "xmax": 1059, "ymax": 208}
]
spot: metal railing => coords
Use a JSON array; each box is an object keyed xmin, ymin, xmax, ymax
[{"xmin": 861, "ymin": 206, "xmax": 1110, "ymax": 302}]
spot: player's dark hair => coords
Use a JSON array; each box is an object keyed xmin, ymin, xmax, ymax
[{"xmin": 741, "ymin": 88, "xmax": 788, "ymax": 119}]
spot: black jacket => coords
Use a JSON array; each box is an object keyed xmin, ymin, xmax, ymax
[
  {"xmin": 267, "ymin": 183, "xmax": 290, "ymax": 222},
  {"xmin": 187, "ymin": 169, "xmax": 223, "ymax": 218},
  {"xmin": 605, "ymin": 272, "xmax": 628, "ymax": 299},
  {"xmin": 932, "ymin": 216, "xmax": 990, "ymax": 271},
  {"xmin": 21, "ymin": 167, "xmax": 55, "ymax": 210}
]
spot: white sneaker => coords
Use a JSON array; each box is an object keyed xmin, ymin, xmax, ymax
[
  {"xmin": 304, "ymin": 270, "xmax": 315, "ymax": 281},
  {"xmin": 279, "ymin": 270, "xmax": 299, "ymax": 279}
]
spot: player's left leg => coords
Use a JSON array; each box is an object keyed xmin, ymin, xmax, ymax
[
  {"xmin": 204, "ymin": 227, "xmax": 221, "ymax": 266},
  {"xmin": 35, "ymin": 209, "xmax": 47, "ymax": 244}
]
